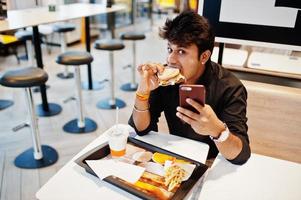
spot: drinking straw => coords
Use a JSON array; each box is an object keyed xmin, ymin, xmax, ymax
[{"xmin": 115, "ymin": 106, "xmax": 119, "ymax": 131}]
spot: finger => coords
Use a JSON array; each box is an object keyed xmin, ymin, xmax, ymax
[
  {"xmin": 176, "ymin": 106, "xmax": 200, "ymax": 120},
  {"xmin": 156, "ymin": 63, "xmax": 165, "ymax": 73},
  {"xmin": 176, "ymin": 112, "xmax": 194, "ymax": 124},
  {"xmin": 150, "ymin": 75, "xmax": 159, "ymax": 85},
  {"xmin": 143, "ymin": 63, "xmax": 157, "ymax": 73},
  {"xmin": 186, "ymin": 98, "xmax": 205, "ymax": 113},
  {"xmin": 141, "ymin": 65, "xmax": 150, "ymax": 71},
  {"xmin": 137, "ymin": 64, "xmax": 145, "ymax": 72},
  {"xmin": 139, "ymin": 64, "xmax": 151, "ymax": 75},
  {"xmin": 147, "ymin": 63, "xmax": 160, "ymax": 73},
  {"xmin": 143, "ymin": 69, "xmax": 149, "ymax": 79}
]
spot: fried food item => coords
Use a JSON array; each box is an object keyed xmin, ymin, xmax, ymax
[
  {"xmin": 164, "ymin": 165, "xmax": 186, "ymax": 192},
  {"xmin": 152, "ymin": 152, "xmax": 189, "ymax": 165},
  {"xmin": 134, "ymin": 180, "xmax": 173, "ymax": 200},
  {"xmin": 141, "ymin": 171, "xmax": 165, "ymax": 186},
  {"xmin": 152, "ymin": 152, "xmax": 176, "ymax": 164}
]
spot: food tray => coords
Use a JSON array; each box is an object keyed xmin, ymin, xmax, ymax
[{"xmin": 75, "ymin": 137, "xmax": 208, "ymax": 200}]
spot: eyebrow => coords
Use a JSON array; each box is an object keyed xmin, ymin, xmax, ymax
[{"xmin": 167, "ymin": 44, "xmax": 187, "ymax": 49}]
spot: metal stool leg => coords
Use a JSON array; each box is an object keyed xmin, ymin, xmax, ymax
[
  {"xmin": 26, "ymin": 88, "xmax": 43, "ymax": 160},
  {"xmin": 97, "ymin": 51, "xmax": 126, "ymax": 109},
  {"xmin": 57, "ymin": 33, "xmax": 74, "ymax": 79},
  {"xmin": 63, "ymin": 67, "xmax": 97, "ymax": 133},
  {"xmin": 131, "ymin": 41, "xmax": 137, "ymax": 87},
  {"xmin": 110, "ymin": 51, "xmax": 116, "ymax": 104},
  {"xmin": 26, "ymin": 40, "xmax": 34, "ymax": 66},
  {"xmin": 14, "ymin": 88, "xmax": 58, "ymax": 169},
  {"xmin": 31, "ymin": 36, "xmax": 50, "ymax": 93},
  {"xmin": 121, "ymin": 41, "xmax": 138, "ymax": 91},
  {"xmin": 75, "ymin": 67, "xmax": 85, "ymax": 128}
]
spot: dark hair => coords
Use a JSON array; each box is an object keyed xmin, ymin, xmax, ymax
[{"xmin": 159, "ymin": 10, "xmax": 215, "ymax": 57}]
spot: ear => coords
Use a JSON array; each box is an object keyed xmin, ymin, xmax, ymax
[{"xmin": 200, "ymin": 50, "xmax": 211, "ymax": 65}]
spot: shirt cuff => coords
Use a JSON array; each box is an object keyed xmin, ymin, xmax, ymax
[
  {"xmin": 128, "ymin": 114, "xmax": 154, "ymax": 136},
  {"xmin": 227, "ymin": 134, "xmax": 251, "ymax": 165}
]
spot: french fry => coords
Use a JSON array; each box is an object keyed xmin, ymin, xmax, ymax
[{"xmin": 164, "ymin": 165, "xmax": 186, "ymax": 192}]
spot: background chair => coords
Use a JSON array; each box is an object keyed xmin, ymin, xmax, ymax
[
  {"xmin": 0, "ymin": 67, "xmax": 58, "ymax": 169},
  {"xmin": 94, "ymin": 39, "xmax": 126, "ymax": 109}
]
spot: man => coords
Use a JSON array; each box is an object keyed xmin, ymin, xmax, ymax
[{"xmin": 128, "ymin": 11, "xmax": 251, "ymax": 165}]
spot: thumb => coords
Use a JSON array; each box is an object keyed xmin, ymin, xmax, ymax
[{"xmin": 143, "ymin": 69, "xmax": 149, "ymax": 79}]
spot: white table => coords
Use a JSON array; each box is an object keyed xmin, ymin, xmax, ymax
[
  {"xmin": 36, "ymin": 124, "xmax": 209, "ymax": 200},
  {"xmin": 0, "ymin": 3, "xmax": 125, "ymax": 115},
  {"xmin": 0, "ymin": 3, "xmax": 124, "ymax": 32},
  {"xmin": 199, "ymin": 154, "xmax": 301, "ymax": 200}
]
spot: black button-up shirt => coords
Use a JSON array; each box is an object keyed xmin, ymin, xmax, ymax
[{"xmin": 129, "ymin": 61, "xmax": 251, "ymax": 165}]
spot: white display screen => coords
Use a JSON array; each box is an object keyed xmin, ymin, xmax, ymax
[{"xmin": 198, "ymin": 0, "xmax": 301, "ymax": 51}]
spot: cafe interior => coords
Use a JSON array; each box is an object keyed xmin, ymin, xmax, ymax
[{"xmin": 0, "ymin": 0, "xmax": 300, "ymax": 200}]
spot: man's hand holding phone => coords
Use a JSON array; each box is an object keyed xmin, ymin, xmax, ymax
[{"xmin": 177, "ymin": 85, "xmax": 225, "ymax": 138}]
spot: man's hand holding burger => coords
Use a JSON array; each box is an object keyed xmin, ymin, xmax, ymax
[
  {"xmin": 133, "ymin": 63, "xmax": 164, "ymax": 132},
  {"xmin": 137, "ymin": 63, "xmax": 186, "ymax": 94}
]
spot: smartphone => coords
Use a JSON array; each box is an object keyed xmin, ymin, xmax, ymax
[{"xmin": 179, "ymin": 85, "xmax": 206, "ymax": 113}]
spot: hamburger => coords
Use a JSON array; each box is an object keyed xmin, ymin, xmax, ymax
[{"xmin": 157, "ymin": 67, "xmax": 185, "ymax": 86}]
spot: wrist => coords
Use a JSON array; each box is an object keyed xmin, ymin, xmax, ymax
[
  {"xmin": 137, "ymin": 84, "xmax": 150, "ymax": 94},
  {"xmin": 212, "ymin": 121, "xmax": 226, "ymax": 138},
  {"xmin": 133, "ymin": 104, "xmax": 149, "ymax": 112},
  {"xmin": 136, "ymin": 91, "xmax": 150, "ymax": 101},
  {"xmin": 210, "ymin": 123, "xmax": 230, "ymax": 143}
]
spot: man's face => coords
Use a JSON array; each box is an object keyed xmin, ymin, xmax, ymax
[{"xmin": 166, "ymin": 43, "xmax": 205, "ymax": 84}]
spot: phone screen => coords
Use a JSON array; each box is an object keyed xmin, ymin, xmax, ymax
[{"xmin": 179, "ymin": 85, "xmax": 205, "ymax": 113}]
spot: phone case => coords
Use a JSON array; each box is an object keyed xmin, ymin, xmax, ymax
[{"xmin": 179, "ymin": 85, "xmax": 205, "ymax": 113}]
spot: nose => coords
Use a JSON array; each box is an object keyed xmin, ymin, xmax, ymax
[{"xmin": 167, "ymin": 51, "xmax": 177, "ymax": 66}]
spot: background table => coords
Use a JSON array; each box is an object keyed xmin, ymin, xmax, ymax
[
  {"xmin": 36, "ymin": 124, "xmax": 209, "ymax": 200},
  {"xmin": 0, "ymin": 3, "xmax": 125, "ymax": 115},
  {"xmin": 199, "ymin": 154, "xmax": 301, "ymax": 200}
]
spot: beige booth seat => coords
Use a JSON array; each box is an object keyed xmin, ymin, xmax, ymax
[{"xmin": 243, "ymin": 80, "xmax": 301, "ymax": 164}]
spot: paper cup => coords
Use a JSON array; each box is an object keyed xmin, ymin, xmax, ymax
[{"xmin": 108, "ymin": 126, "xmax": 128, "ymax": 157}]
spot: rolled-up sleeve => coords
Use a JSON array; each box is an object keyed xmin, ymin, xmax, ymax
[{"xmin": 220, "ymin": 84, "xmax": 251, "ymax": 165}]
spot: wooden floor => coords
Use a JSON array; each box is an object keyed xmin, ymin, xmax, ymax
[{"xmin": 0, "ymin": 16, "xmax": 300, "ymax": 200}]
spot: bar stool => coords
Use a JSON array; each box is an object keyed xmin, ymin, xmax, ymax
[
  {"xmin": 0, "ymin": 67, "xmax": 58, "ymax": 169},
  {"xmin": 56, "ymin": 51, "xmax": 97, "ymax": 133},
  {"xmin": 15, "ymin": 30, "xmax": 34, "ymax": 66},
  {"xmin": 94, "ymin": 39, "xmax": 126, "ymax": 109},
  {"xmin": 53, "ymin": 23, "xmax": 76, "ymax": 79},
  {"xmin": 120, "ymin": 31, "xmax": 145, "ymax": 91},
  {"xmin": 15, "ymin": 30, "xmax": 51, "ymax": 93}
]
